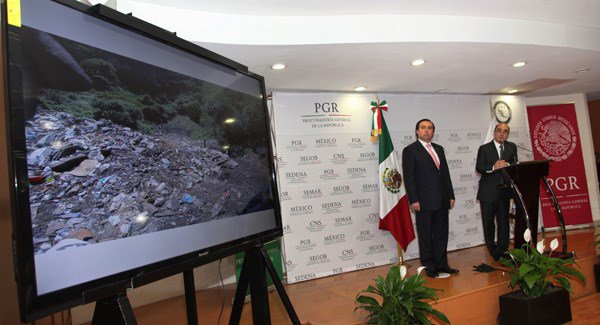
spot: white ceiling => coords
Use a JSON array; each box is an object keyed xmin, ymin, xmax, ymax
[{"xmin": 109, "ymin": 0, "xmax": 600, "ymax": 100}]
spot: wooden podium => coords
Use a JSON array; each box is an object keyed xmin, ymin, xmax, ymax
[{"xmin": 499, "ymin": 160, "xmax": 550, "ymax": 249}]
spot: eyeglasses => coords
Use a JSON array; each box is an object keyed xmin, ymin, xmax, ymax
[{"xmin": 495, "ymin": 129, "xmax": 509, "ymax": 134}]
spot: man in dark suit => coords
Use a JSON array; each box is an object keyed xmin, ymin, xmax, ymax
[
  {"xmin": 402, "ymin": 119, "xmax": 457, "ymax": 278},
  {"xmin": 475, "ymin": 123, "xmax": 518, "ymax": 261}
]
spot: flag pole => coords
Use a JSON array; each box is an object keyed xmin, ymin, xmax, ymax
[{"xmin": 397, "ymin": 245, "xmax": 411, "ymax": 267}]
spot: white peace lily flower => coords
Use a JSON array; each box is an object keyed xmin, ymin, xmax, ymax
[
  {"xmin": 550, "ymin": 238, "xmax": 559, "ymax": 252},
  {"xmin": 417, "ymin": 266, "xmax": 426, "ymax": 275},
  {"xmin": 523, "ymin": 229, "xmax": 531, "ymax": 243},
  {"xmin": 400, "ymin": 265, "xmax": 407, "ymax": 280},
  {"xmin": 536, "ymin": 239, "xmax": 545, "ymax": 254}
]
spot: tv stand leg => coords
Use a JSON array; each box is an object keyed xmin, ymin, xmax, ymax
[
  {"xmin": 183, "ymin": 270, "xmax": 198, "ymax": 325},
  {"xmin": 92, "ymin": 293, "xmax": 137, "ymax": 325},
  {"xmin": 229, "ymin": 245, "xmax": 300, "ymax": 325}
]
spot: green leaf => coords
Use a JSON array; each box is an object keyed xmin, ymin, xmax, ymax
[
  {"xmin": 429, "ymin": 309, "xmax": 451, "ymax": 324},
  {"xmin": 356, "ymin": 295, "xmax": 381, "ymax": 307},
  {"xmin": 523, "ymin": 272, "xmax": 538, "ymax": 290},
  {"xmin": 518, "ymin": 263, "xmax": 535, "ymax": 277}
]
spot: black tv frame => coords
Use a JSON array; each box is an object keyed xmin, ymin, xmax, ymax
[{"xmin": 1, "ymin": 0, "xmax": 282, "ymax": 321}]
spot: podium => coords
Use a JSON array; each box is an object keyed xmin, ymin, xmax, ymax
[{"xmin": 499, "ymin": 160, "xmax": 550, "ymax": 248}]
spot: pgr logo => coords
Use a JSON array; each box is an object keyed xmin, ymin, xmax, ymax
[
  {"xmin": 319, "ymin": 168, "xmax": 339, "ymax": 181},
  {"xmin": 287, "ymin": 139, "xmax": 307, "ymax": 152},
  {"xmin": 296, "ymin": 238, "xmax": 316, "ymax": 251},
  {"xmin": 447, "ymin": 133, "xmax": 461, "ymax": 142},
  {"xmin": 457, "ymin": 214, "xmax": 469, "ymax": 224},
  {"xmin": 348, "ymin": 137, "xmax": 366, "ymax": 148},
  {"xmin": 314, "ymin": 102, "xmax": 338, "ymax": 113},
  {"xmin": 357, "ymin": 229, "xmax": 375, "ymax": 241}
]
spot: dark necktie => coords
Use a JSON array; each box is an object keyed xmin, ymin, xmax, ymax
[{"xmin": 499, "ymin": 144, "xmax": 505, "ymax": 185}]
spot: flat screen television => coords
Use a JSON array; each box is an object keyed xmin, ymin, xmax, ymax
[{"xmin": 2, "ymin": 0, "xmax": 281, "ymax": 321}]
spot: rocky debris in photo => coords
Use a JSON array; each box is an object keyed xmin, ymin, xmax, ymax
[{"xmin": 27, "ymin": 108, "xmax": 270, "ymax": 254}]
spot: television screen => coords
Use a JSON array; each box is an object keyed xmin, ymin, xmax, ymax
[{"xmin": 3, "ymin": 0, "xmax": 280, "ymax": 320}]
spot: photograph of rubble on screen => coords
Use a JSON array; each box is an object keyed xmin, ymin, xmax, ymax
[{"xmin": 17, "ymin": 27, "xmax": 272, "ymax": 255}]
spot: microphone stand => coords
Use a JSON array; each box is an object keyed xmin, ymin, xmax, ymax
[{"xmin": 504, "ymin": 143, "xmax": 573, "ymax": 259}]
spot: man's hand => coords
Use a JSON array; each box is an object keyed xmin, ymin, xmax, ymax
[
  {"xmin": 410, "ymin": 202, "xmax": 421, "ymax": 212},
  {"xmin": 449, "ymin": 199, "xmax": 455, "ymax": 209},
  {"xmin": 493, "ymin": 159, "xmax": 509, "ymax": 170}
]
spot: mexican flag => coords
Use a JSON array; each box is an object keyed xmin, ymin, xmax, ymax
[{"xmin": 372, "ymin": 101, "xmax": 416, "ymax": 251}]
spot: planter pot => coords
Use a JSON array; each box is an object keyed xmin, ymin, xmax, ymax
[
  {"xmin": 595, "ymin": 263, "xmax": 600, "ymax": 292},
  {"xmin": 498, "ymin": 286, "xmax": 571, "ymax": 325}
]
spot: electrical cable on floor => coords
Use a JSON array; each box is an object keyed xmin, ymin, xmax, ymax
[{"xmin": 217, "ymin": 258, "xmax": 226, "ymax": 325}]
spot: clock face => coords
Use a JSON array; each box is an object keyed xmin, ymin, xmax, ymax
[{"xmin": 494, "ymin": 101, "xmax": 512, "ymax": 123}]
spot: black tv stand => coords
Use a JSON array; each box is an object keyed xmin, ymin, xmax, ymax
[
  {"xmin": 229, "ymin": 245, "xmax": 300, "ymax": 325},
  {"xmin": 92, "ymin": 293, "xmax": 137, "ymax": 325}
]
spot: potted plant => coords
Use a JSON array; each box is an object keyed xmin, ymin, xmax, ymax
[
  {"xmin": 355, "ymin": 264, "xmax": 450, "ymax": 324},
  {"xmin": 498, "ymin": 229, "xmax": 586, "ymax": 325}
]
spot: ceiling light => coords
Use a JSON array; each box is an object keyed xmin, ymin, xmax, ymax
[
  {"xmin": 353, "ymin": 86, "xmax": 366, "ymax": 91},
  {"xmin": 271, "ymin": 63, "xmax": 286, "ymax": 70},
  {"xmin": 512, "ymin": 61, "xmax": 527, "ymax": 68},
  {"xmin": 224, "ymin": 118, "xmax": 236, "ymax": 124},
  {"xmin": 411, "ymin": 59, "xmax": 426, "ymax": 66},
  {"xmin": 508, "ymin": 89, "xmax": 518, "ymax": 94},
  {"xmin": 575, "ymin": 68, "xmax": 590, "ymax": 73}
]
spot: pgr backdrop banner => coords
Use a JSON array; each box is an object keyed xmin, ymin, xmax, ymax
[
  {"xmin": 273, "ymin": 92, "xmax": 530, "ymax": 283},
  {"xmin": 526, "ymin": 103, "xmax": 593, "ymax": 227}
]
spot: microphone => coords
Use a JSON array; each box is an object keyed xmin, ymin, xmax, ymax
[{"xmin": 509, "ymin": 142, "xmax": 533, "ymax": 160}]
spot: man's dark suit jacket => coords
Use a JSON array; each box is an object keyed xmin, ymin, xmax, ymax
[
  {"xmin": 475, "ymin": 140, "xmax": 518, "ymax": 202},
  {"xmin": 402, "ymin": 141, "xmax": 455, "ymax": 210}
]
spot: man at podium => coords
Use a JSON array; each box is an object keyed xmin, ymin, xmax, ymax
[{"xmin": 475, "ymin": 123, "xmax": 518, "ymax": 260}]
